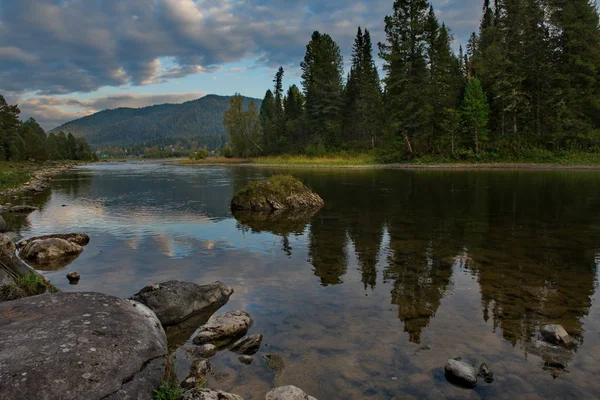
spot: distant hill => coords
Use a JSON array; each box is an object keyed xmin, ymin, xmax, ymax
[{"xmin": 49, "ymin": 94, "xmax": 261, "ymax": 148}]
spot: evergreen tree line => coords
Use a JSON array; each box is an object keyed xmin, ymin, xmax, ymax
[
  {"xmin": 0, "ymin": 95, "xmax": 96, "ymax": 162},
  {"xmin": 225, "ymin": 0, "xmax": 600, "ymax": 160}
]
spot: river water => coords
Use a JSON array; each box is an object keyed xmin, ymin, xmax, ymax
[{"xmin": 5, "ymin": 162, "xmax": 600, "ymax": 399}]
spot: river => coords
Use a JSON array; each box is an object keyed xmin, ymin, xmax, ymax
[{"xmin": 5, "ymin": 162, "xmax": 600, "ymax": 399}]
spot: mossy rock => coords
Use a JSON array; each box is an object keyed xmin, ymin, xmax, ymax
[{"xmin": 231, "ymin": 175, "xmax": 324, "ymax": 212}]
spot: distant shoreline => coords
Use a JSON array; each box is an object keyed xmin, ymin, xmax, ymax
[{"xmin": 167, "ymin": 159, "xmax": 600, "ymax": 170}]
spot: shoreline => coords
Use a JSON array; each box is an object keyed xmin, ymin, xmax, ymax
[
  {"xmin": 0, "ymin": 162, "xmax": 78, "ymax": 198},
  {"xmin": 170, "ymin": 160, "xmax": 600, "ymax": 170}
]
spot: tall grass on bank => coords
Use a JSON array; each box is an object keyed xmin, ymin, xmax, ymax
[{"xmin": 0, "ymin": 162, "xmax": 33, "ymax": 191}]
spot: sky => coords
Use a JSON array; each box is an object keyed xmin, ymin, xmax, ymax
[{"xmin": 0, "ymin": 0, "xmax": 487, "ymax": 130}]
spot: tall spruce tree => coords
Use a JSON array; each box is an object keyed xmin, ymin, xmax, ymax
[
  {"xmin": 273, "ymin": 67, "xmax": 286, "ymax": 150},
  {"xmin": 461, "ymin": 78, "xmax": 490, "ymax": 153},
  {"xmin": 344, "ymin": 27, "xmax": 382, "ymax": 149},
  {"xmin": 260, "ymin": 90, "xmax": 276, "ymax": 154},
  {"xmin": 301, "ymin": 31, "xmax": 344, "ymax": 147},
  {"xmin": 284, "ymin": 84, "xmax": 306, "ymax": 152},
  {"xmin": 379, "ymin": 0, "xmax": 431, "ymax": 156},
  {"xmin": 548, "ymin": 0, "xmax": 600, "ymax": 147}
]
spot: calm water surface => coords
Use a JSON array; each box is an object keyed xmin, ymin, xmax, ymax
[{"xmin": 5, "ymin": 163, "xmax": 600, "ymax": 399}]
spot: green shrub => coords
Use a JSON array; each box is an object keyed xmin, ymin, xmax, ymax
[{"xmin": 153, "ymin": 381, "xmax": 183, "ymax": 400}]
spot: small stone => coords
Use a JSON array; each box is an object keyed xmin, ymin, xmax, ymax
[
  {"xmin": 266, "ymin": 385, "xmax": 317, "ymax": 400},
  {"xmin": 67, "ymin": 272, "xmax": 81, "ymax": 284},
  {"xmin": 238, "ymin": 355, "xmax": 253, "ymax": 364},
  {"xmin": 444, "ymin": 359, "xmax": 477, "ymax": 388},
  {"xmin": 478, "ymin": 363, "xmax": 494, "ymax": 383},
  {"xmin": 229, "ymin": 333, "xmax": 263, "ymax": 355},
  {"xmin": 192, "ymin": 344, "xmax": 217, "ymax": 358}
]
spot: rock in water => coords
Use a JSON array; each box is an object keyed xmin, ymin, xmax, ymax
[
  {"xmin": 181, "ymin": 358, "xmax": 211, "ymax": 390},
  {"xmin": 266, "ymin": 385, "xmax": 317, "ymax": 400},
  {"xmin": 478, "ymin": 363, "xmax": 494, "ymax": 383},
  {"xmin": 239, "ymin": 355, "xmax": 254, "ymax": 364},
  {"xmin": 8, "ymin": 205, "xmax": 38, "ymax": 214},
  {"xmin": 540, "ymin": 324, "xmax": 573, "ymax": 346},
  {"xmin": 0, "ymin": 234, "xmax": 46, "ymax": 281},
  {"xmin": 19, "ymin": 238, "xmax": 83, "ymax": 268},
  {"xmin": 0, "ymin": 215, "xmax": 7, "ymax": 233},
  {"xmin": 231, "ymin": 175, "xmax": 324, "ymax": 212},
  {"xmin": 193, "ymin": 344, "xmax": 218, "ymax": 358},
  {"xmin": 130, "ymin": 280, "xmax": 233, "ymax": 326},
  {"xmin": 0, "ymin": 292, "xmax": 168, "ymax": 400},
  {"xmin": 263, "ymin": 353, "xmax": 285, "ymax": 377},
  {"xmin": 230, "ymin": 333, "xmax": 263, "ymax": 355},
  {"xmin": 18, "ymin": 233, "xmax": 90, "ymax": 248},
  {"xmin": 181, "ymin": 388, "xmax": 243, "ymax": 400},
  {"xmin": 192, "ymin": 310, "xmax": 252, "ymax": 346},
  {"xmin": 66, "ymin": 271, "xmax": 81, "ymax": 284},
  {"xmin": 444, "ymin": 359, "xmax": 478, "ymax": 388}
]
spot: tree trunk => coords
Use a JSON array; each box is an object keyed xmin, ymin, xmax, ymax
[{"xmin": 403, "ymin": 133, "xmax": 414, "ymax": 156}]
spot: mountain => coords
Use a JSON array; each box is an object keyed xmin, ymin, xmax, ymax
[{"xmin": 49, "ymin": 94, "xmax": 261, "ymax": 149}]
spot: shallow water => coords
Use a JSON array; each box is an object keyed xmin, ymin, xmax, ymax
[{"xmin": 6, "ymin": 162, "xmax": 600, "ymax": 399}]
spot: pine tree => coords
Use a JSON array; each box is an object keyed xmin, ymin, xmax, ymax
[
  {"xmin": 260, "ymin": 90, "xmax": 276, "ymax": 154},
  {"xmin": 301, "ymin": 31, "xmax": 344, "ymax": 148},
  {"xmin": 461, "ymin": 78, "xmax": 490, "ymax": 153},
  {"xmin": 378, "ymin": 0, "xmax": 431, "ymax": 157},
  {"xmin": 273, "ymin": 67, "xmax": 286, "ymax": 149},
  {"xmin": 548, "ymin": 0, "xmax": 600, "ymax": 147},
  {"xmin": 344, "ymin": 27, "xmax": 382, "ymax": 149},
  {"xmin": 284, "ymin": 85, "xmax": 306, "ymax": 152}
]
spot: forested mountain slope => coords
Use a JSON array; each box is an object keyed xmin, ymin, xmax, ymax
[{"xmin": 50, "ymin": 95, "xmax": 261, "ymax": 148}]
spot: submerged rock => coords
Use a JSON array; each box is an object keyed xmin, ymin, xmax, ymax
[
  {"xmin": 540, "ymin": 324, "xmax": 573, "ymax": 346},
  {"xmin": 8, "ymin": 205, "xmax": 38, "ymax": 214},
  {"xmin": 478, "ymin": 363, "xmax": 494, "ymax": 383},
  {"xmin": 192, "ymin": 344, "xmax": 218, "ymax": 358},
  {"xmin": 265, "ymin": 385, "xmax": 317, "ymax": 400},
  {"xmin": 19, "ymin": 238, "xmax": 83, "ymax": 268},
  {"xmin": 263, "ymin": 353, "xmax": 285, "ymax": 376},
  {"xmin": 231, "ymin": 175, "xmax": 324, "ymax": 212},
  {"xmin": 444, "ymin": 359, "xmax": 478, "ymax": 388},
  {"xmin": 239, "ymin": 355, "xmax": 254, "ymax": 364},
  {"xmin": 181, "ymin": 388, "xmax": 243, "ymax": 400},
  {"xmin": 181, "ymin": 358, "xmax": 211, "ymax": 390},
  {"xmin": 526, "ymin": 338, "xmax": 573, "ymax": 370},
  {"xmin": 192, "ymin": 310, "xmax": 252, "ymax": 346},
  {"xmin": 130, "ymin": 280, "xmax": 233, "ymax": 326},
  {"xmin": 229, "ymin": 333, "xmax": 263, "ymax": 355},
  {"xmin": 18, "ymin": 233, "xmax": 90, "ymax": 248},
  {"xmin": 0, "ymin": 292, "xmax": 168, "ymax": 400}
]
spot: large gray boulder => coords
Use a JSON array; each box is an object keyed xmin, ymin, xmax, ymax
[
  {"xmin": 18, "ymin": 233, "xmax": 90, "ymax": 248},
  {"xmin": 192, "ymin": 310, "xmax": 252, "ymax": 346},
  {"xmin": 19, "ymin": 237, "xmax": 83, "ymax": 269},
  {"xmin": 181, "ymin": 388, "xmax": 243, "ymax": 400},
  {"xmin": 130, "ymin": 280, "xmax": 233, "ymax": 326},
  {"xmin": 266, "ymin": 386, "xmax": 317, "ymax": 400},
  {"xmin": 0, "ymin": 292, "xmax": 168, "ymax": 400},
  {"xmin": 444, "ymin": 359, "xmax": 478, "ymax": 388}
]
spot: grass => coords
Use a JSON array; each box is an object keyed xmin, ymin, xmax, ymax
[
  {"xmin": 0, "ymin": 162, "xmax": 34, "ymax": 192},
  {"xmin": 153, "ymin": 381, "xmax": 183, "ymax": 400},
  {"xmin": 178, "ymin": 153, "xmax": 377, "ymax": 166},
  {"xmin": 410, "ymin": 150, "xmax": 600, "ymax": 166},
  {"xmin": 0, "ymin": 273, "xmax": 60, "ymax": 301},
  {"xmin": 231, "ymin": 175, "xmax": 318, "ymax": 211}
]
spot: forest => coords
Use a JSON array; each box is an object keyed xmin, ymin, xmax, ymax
[
  {"xmin": 225, "ymin": 0, "xmax": 600, "ymax": 162},
  {"xmin": 0, "ymin": 95, "xmax": 96, "ymax": 162}
]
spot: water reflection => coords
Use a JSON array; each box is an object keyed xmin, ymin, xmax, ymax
[{"xmin": 6, "ymin": 163, "xmax": 600, "ymax": 398}]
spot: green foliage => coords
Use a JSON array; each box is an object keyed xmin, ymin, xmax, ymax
[
  {"xmin": 224, "ymin": 95, "xmax": 263, "ymax": 157},
  {"xmin": 461, "ymin": 78, "xmax": 490, "ymax": 153},
  {"xmin": 233, "ymin": 175, "xmax": 313, "ymax": 207},
  {"xmin": 5, "ymin": 274, "xmax": 60, "ymax": 297},
  {"xmin": 193, "ymin": 148, "xmax": 210, "ymax": 160},
  {"xmin": 0, "ymin": 163, "xmax": 31, "ymax": 191},
  {"xmin": 0, "ymin": 96, "xmax": 94, "ymax": 162},
  {"xmin": 301, "ymin": 31, "xmax": 344, "ymax": 147},
  {"xmin": 221, "ymin": 143, "xmax": 233, "ymax": 158},
  {"xmin": 153, "ymin": 381, "xmax": 182, "ymax": 400}
]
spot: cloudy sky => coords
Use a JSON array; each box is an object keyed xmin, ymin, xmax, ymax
[{"xmin": 1, "ymin": 0, "xmax": 486, "ymax": 130}]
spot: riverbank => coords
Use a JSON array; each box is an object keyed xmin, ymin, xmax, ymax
[
  {"xmin": 0, "ymin": 161, "xmax": 79, "ymax": 197},
  {"xmin": 176, "ymin": 157, "xmax": 600, "ymax": 170}
]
